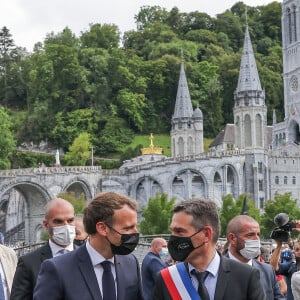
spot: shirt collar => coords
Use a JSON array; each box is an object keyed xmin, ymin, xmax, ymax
[
  {"xmin": 86, "ymin": 240, "xmax": 114, "ymax": 267},
  {"xmin": 49, "ymin": 239, "xmax": 74, "ymax": 256},
  {"xmin": 188, "ymin": 250, "xmax": 220, "ymax": 277}
]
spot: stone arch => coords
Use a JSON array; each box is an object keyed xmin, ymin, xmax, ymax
[
  {"xmin": 178, "ymin": 137, "xmax": 184, "ymax": 156},
  {"xmin": 288, "ymin": 119, "xmax": 300, "ymax": 144},
  {"xmin": 63, "ymin": 178, "xmax": 93, "ymax": 200},
  {"xmin": 187, "ymin": 136, "xmax": 193, "ymax": 155},
  {"xmin": 235, "ymin": 116, "xmax": 241, "ymax": 147},
  {"xmin": 211, "ymin": 163, "xmax": 239, "ymax": 205},
  {"xmin": 101, "ymin": 176, "xmax": 128, "ymax": 195},
  {"xmin": 132, "ymin": 176, "xmax": 163, "ymax": 210},
  {"xmin": 171, "ymin": 169, "xmax": 207, "ymax": 201},
  {"xmin": 255, "ymin": 114, "xmax": 263, "ymax": 147},
  {"xmin": 0, "ymin": 181, "xmax": 51, "ymax": 244},
  {"xmin": 244, "ymin": 114, "xmax": 252, "ymax": 147}
]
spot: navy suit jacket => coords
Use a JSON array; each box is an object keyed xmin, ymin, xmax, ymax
[
  {"xmin": 252, "ymin": 259, "xmax": 285, "ymax": 300},
  {"xmin": 33, "ymin": 244, "xmax": 144, "ymax": 300},
  {"xmin": 141, "ymin": 252, "xmax": 167, "ymax": 300},
  {"xmin": 153, "ymin": 255, "xmax": 266, "ymax": 300},
  {"xmin": 10, "ymin": 243, "xmax": 52, "ymax": 300}
]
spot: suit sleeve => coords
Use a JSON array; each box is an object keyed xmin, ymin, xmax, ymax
[
  {"xmin": 33, "ymin": 259, "xmax": 63, "ymax": 300},
  {"xmin": 134, "ymin": 255, "xmax": 144, "ymax": 300},
  {"xmin": 10, "ymin": 256, "xmax": 34, "ymax": 300},
  {"xmin": 152, "ymin": 272, "xmax": 170, "ymax": 300},
  {"xmin": 248, "ymin": 268, "xmax": 266, "ymax": 300},
  {"xmin": 149, "ymin": 258, "xmax": 166, "ymax": 282}
]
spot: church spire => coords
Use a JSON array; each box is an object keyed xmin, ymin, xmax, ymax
[
  {"xmin": 172, "ymin": 60, "xmax": 193, "ymax": 119},
  {"xmin": 236, "ymin": 26, "xmax": 262, "ymax": 92}
]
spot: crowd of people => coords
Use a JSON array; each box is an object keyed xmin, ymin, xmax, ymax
[{"xmin": 1, "ymin": 191, "xmax": 300, "ymax": 299}]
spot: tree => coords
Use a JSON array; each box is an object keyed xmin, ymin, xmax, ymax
[
  {"xmin": 0, "ymin": 106, "xmax": 16, "ymax": 169},
  {"xmin": 58, "ymin": 191, "xmax": 86, "ymax": 214},
  {"xmin": 260, "ymin": 193, "xmax": 300, "ymax": 238},
  {"xmin": 139, "ymin": 193, "xmax": 175, "ymax": 234},
  {"xmin": 220, "ymin": 194, "xmax": 261, "ymax": 237},
  {"xmin": 95, "ymin": 117, "xmax": 134, "ymax": 155},
  {"xmin": 0, "ymin": 26, "xmax": 17, "ymax": 107},
  {"xmin": 64, "ymin": 132, "xmax": 92, "ymax": 166},
  {"xmin": 80, "ymin": 23, "xmax": 120, "ymax": 49},
  {"xmin": 51, "ymin": 109, "xmax": 98, "ymax": 150}
]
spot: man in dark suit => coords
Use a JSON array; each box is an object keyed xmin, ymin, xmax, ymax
[
  {"xmin": 33, "ymin": 192, "xmax": 143, "ymax": 300},
  {"xmin": 142, "ymin": 237, "xmax": 168, "ymax": 300},
  {"xmin": 10, "ymin": 197, "xmax": 76, "ymax": 300},
  {"xmin": 226, "ymin": 215, "xmax": 284, "ymax": 300},
  {"xmin": 153, "ymin": 199, "xmax": 265, "ymax": 300}
]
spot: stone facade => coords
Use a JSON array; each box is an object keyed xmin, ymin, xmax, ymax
[{"xmin": 3, "ymin": 0, "xmax": 300, "ymax": 244}]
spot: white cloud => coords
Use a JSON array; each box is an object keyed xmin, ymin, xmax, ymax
[{"xmin": 1, "ymin": 0, "xmax": 279, "ymax": 51}]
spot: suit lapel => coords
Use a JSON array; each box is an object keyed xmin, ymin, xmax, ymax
[
  {"xmin": 115, "ymin": 255, "xmax": 125, "ymax": 300},
  {"xmin": 39, "ymin": 243, "xmax": 52, "ymax": 262},
  {"xmin": 77, "ymin": 246, "xmax": 102, "ymax": 300},
  {"xmin": 214, "ymin": 256, "xmax": 230, "ymax": 300}
]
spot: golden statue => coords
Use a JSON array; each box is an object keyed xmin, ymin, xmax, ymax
[{"xmin": 141, "ymin": 133, "xmax": 163, "ymax": 155}]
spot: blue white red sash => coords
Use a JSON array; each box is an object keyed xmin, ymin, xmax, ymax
[{"xmin": 160, "ymin": 262, "xmax": 200, "ymax": 300}]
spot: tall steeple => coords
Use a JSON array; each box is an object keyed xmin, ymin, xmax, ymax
[
  {"xmin": 236, "ymin": 26, "xmax": 262, "ymax": 93},
  {"xmin": 171, "ymin": 58, "xmax": 204, "ymax": 157},
  {"xmin": 233, "ymin": 25, "xmax": 266, "ymax": 150},
  {"xmin": 172, "ymin": 61, "xmax": 193, "ymax": 119}
]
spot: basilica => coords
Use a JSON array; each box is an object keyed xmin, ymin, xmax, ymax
[{"xmin": 102, "ymin": 0, "xmax": 300, "ymax": 209}]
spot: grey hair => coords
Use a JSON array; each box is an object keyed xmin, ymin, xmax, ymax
[{"xmin": 173, "ymin": 199, "xmax": 220, "ymax": 243}]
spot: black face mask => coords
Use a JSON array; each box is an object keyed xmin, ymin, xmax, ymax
[
  {"xmin": 106, "ymin": 224, "xmax": 139, "ymax": 255},
  {"xmin": 73, "ymin": 239, "xmax": 86, "ymax": 246},
  {"xmin": 168, "ymin": 230, "xmax": 203, "ymax": 262}
]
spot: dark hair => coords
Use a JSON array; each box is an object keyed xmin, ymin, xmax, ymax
[
  {"xmin": 83, "ymin": 192, "xmax": 137, "ymax": 234},
  {"xmin": 173, "ymin": 199, "xmax": 220, "ymax": 243}
]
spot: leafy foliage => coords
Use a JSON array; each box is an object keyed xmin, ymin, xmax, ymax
[
  {"xmin": 139, "ymin": 193, "xmax": 175, "ymax": 234},
  {"xmin": 58, "ymin": 191, "xmax": 86, "ymax": 214},
  {"xmin": 260, "ymin": 193, "xmax": 300, "ymax": 238},
  {"xmin": 220, "ymin": 194, "xmax": 261, "ymax": 237},
  {"xmin": 64, "ymin": 132, "xmax": 92, "ymax": 166},
  {"xmin": 0, "ymin": 106, "xmax": 16, "ymax": 169},
  {"xmin": 0, "ymin": 2, "xmax": 284, "ymax": 160},
  {"xmin": 9, "ymin": 150, "xmax": 55, "ymax": 168}
]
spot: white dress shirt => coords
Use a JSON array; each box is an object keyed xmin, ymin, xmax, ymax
[
  {"xmin": 49, "ymin": 239, "xmax": 74, "ymax": 257},
  {"xmin": 85, "ymin": 240, "xmax": 117, "ymax": 297},
  {"xmin": 0, "ymin": 261, "xmax": 9, "ymax": 300},
  {"xmin": 188, "ymin": 250, "xmax": 220, "ymax": 300}
]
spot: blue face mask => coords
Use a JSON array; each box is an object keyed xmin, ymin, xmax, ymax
[{"xmin": 159, "ymin": 247, "xmax": 168, "ymax": 258}]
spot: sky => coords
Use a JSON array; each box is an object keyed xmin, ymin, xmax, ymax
[{"xmin": 1, "ymin": 0, "xmax": 279, "ymax": 52}]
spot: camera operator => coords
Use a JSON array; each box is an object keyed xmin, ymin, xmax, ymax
[{"xmin": 270, "ymin": 220, "xmax": 300, "ymax": 300}]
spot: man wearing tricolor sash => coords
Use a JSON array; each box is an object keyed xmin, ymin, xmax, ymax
[{"xmin": 153, "ymin": 199, "xmax": 266, "ymax": 300}]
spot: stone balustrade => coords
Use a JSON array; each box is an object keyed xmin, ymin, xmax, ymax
[{"xmin": 0, "ymin": 165, "xmax": 102, "ymax": 178}]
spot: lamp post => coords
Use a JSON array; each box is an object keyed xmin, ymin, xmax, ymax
[{"xmin": 91, "ymin": 146, "xmax": 94, "ymax": 166}]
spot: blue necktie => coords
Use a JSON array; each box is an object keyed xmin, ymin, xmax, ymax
[
  {"xmin": 101, "ymin": 261, "xmax": 116, "ymax": 300},
  {"xmin": 0, "ymin": 271, "xmax": 5, "ymax": 300},
  {"xmin": 58, "ymin": 249, "xmax": 69, "ymax": 255}
]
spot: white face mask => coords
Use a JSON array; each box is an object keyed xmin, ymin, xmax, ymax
[
  {"xmin": 239, "ymin": 239, "xmax": 261, "ymax": 260},
  {"xmin": 159, "ymin": 247, "xmax": 168, "ymax": 258},
  {"xmin": 52, "ymin": 225, "xmax": 76, "ymax": 246}
]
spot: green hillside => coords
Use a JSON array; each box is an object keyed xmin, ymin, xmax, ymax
[{"xmin": 119, "ymin": 134, "xmax": 213, "ymax": 157}]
